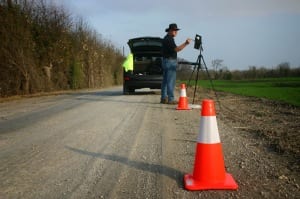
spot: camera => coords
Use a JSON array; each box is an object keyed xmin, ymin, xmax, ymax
[{"xmin": 194, "ymin": 34, "xmax": 202, "ymax": 50}]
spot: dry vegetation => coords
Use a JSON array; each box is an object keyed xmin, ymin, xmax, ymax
[{"xmin": 0, "ymin": 0, "xmax": 124, "ymax": 97}]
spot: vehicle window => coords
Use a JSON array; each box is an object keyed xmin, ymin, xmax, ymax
[
  {"xmin": 132, "ymin": 41, "xmax": 162, "ymax": 48},
  {"xmin": 133, "ymin": 55, "xmax": 162, "ymax": 74}
]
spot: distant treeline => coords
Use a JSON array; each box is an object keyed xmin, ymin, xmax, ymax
[
  {"xmin": 177, "ymin": 59, "xmax": 300, "ymax": 80},
  {"xmin": 0, "ymin": 0, "xmax": 124, "ymax": 97}
]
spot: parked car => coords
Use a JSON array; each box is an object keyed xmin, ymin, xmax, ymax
[{"xmin": 123, "ymin": 37, "xmax": 163, "ymax": 94}]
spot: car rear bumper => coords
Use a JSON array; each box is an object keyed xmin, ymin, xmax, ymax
[
  {"xmin": 123, "ymin": 74, "xmax": 162, "ymax": 90},
  {"xmin": 124, "ymin": 79, "xmax": 162, "ymax": 89}
]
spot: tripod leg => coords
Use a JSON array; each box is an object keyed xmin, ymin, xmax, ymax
[
  {"xmin": 187, "ymin": 64, "xmax": 197, "ymax": 90},
  {"xmin": 193, "ymin": 62, "xmax": 201, "ymax": 104},
  {"xmin": 201, "ymin": 55, "xmax": 221, "ymax": 109}
]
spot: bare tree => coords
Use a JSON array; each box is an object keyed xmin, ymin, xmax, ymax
[
  {"xmin": 277, "ymin": 62, "xmax": 290, "ymax": 77},
  {"xmin": 211, "ymin": 59, "xmax": 223, "ymax": 79}
]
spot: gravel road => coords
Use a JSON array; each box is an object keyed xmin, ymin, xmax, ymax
[{"xmin": 0, "ymin": 86, "xmax": 299, "ymax": 199}]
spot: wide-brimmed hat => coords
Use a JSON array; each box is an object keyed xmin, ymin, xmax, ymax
[{"xmin": 165, "ymin": 23, "xmax": 180, "ymax": 32}]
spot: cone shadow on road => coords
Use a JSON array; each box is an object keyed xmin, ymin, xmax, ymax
[{"xmin": 66, "ymin": 146, "xmax": 183, "ymax": 187}]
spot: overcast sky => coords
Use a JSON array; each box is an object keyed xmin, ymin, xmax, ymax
[{"xmin": 51, "ymin": 0, "xmax": 300, "ymax": 70}]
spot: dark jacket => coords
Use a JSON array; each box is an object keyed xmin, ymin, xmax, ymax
[{"xmin": 162, "ymin": 34, "xmax": 177, "ymax": 59}]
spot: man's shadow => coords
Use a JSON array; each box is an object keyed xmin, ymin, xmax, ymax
[{"xmin": 66, "ymin": 146, "xmax": 184, "ymax": 188}]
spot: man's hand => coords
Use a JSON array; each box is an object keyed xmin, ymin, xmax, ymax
[
  {"xmin": 176, "ymin": 38, "xmax": 193, "ymax": 52},
  {"xmin": 185, "ymin": 38, "xmax": 192, "ymax": 45}
]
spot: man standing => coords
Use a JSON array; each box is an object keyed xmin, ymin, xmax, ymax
[{"xmin": 161, "ymin": 23, "xmax": 191, "ymax": 104}]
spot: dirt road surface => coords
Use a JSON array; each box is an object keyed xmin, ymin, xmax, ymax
[{"xmin": 0, "ymin": 86, "xmax": 299, "ymax": 199}]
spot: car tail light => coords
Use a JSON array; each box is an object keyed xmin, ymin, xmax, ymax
[{"xmin": 124, "ymin": 77, "xmax": 130, "ymax": 81}]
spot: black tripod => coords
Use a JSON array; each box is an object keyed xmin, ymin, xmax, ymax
[{"xmin": 185, "ymin": 35, "xmax": 219, "ymax": 105}]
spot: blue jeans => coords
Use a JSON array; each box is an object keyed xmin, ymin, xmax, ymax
[{"xmin": 161, "ymin": 58, "xmax": 177, "ymax": 102}]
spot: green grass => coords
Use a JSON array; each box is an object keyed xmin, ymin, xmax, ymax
[{"xmin": 184, "ymin": 77, "xmax": 300, "ymax": 106}]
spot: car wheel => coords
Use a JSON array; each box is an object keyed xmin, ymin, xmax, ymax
[
  {"xmin": 123, "ymin": 85, "xmax": 135, "ymax": 95},
  {"xmin": 129, "ymin": 88, "xmax": 135, "ymax": 93},
  {"xmin": 123, "ymin": 85, "xmax": 130, "ymax": 95}
]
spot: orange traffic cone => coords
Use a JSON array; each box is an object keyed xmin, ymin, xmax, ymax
[
  {"xmin": 176, "ymin": 84, "xmax": 191, "ymax": 110},
  {"xmin": 184, "ymin": 99, "xmax": 238, "ymax": 191}
]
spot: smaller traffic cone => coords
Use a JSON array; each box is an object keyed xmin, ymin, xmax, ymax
[
  {"xmin": 176, "ymin": 84, "xmax": 191, "ymax": 110},
  {"xmin": 184, "ymin": 99, "xmax": 238, "ymax": 191}
]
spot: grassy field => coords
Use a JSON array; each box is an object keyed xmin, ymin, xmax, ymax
[{"xmin": 184, "ymin": 77, "xmax": 300, "ymax": 106}]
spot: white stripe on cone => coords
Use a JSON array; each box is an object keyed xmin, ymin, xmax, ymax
[
  {"xmin": 180, "ymin": 89, "xmax": 187, "ymax": 97},
  {"xmin": 197, "ymin": 116, "xmax": 220, "ymax": 144}
]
